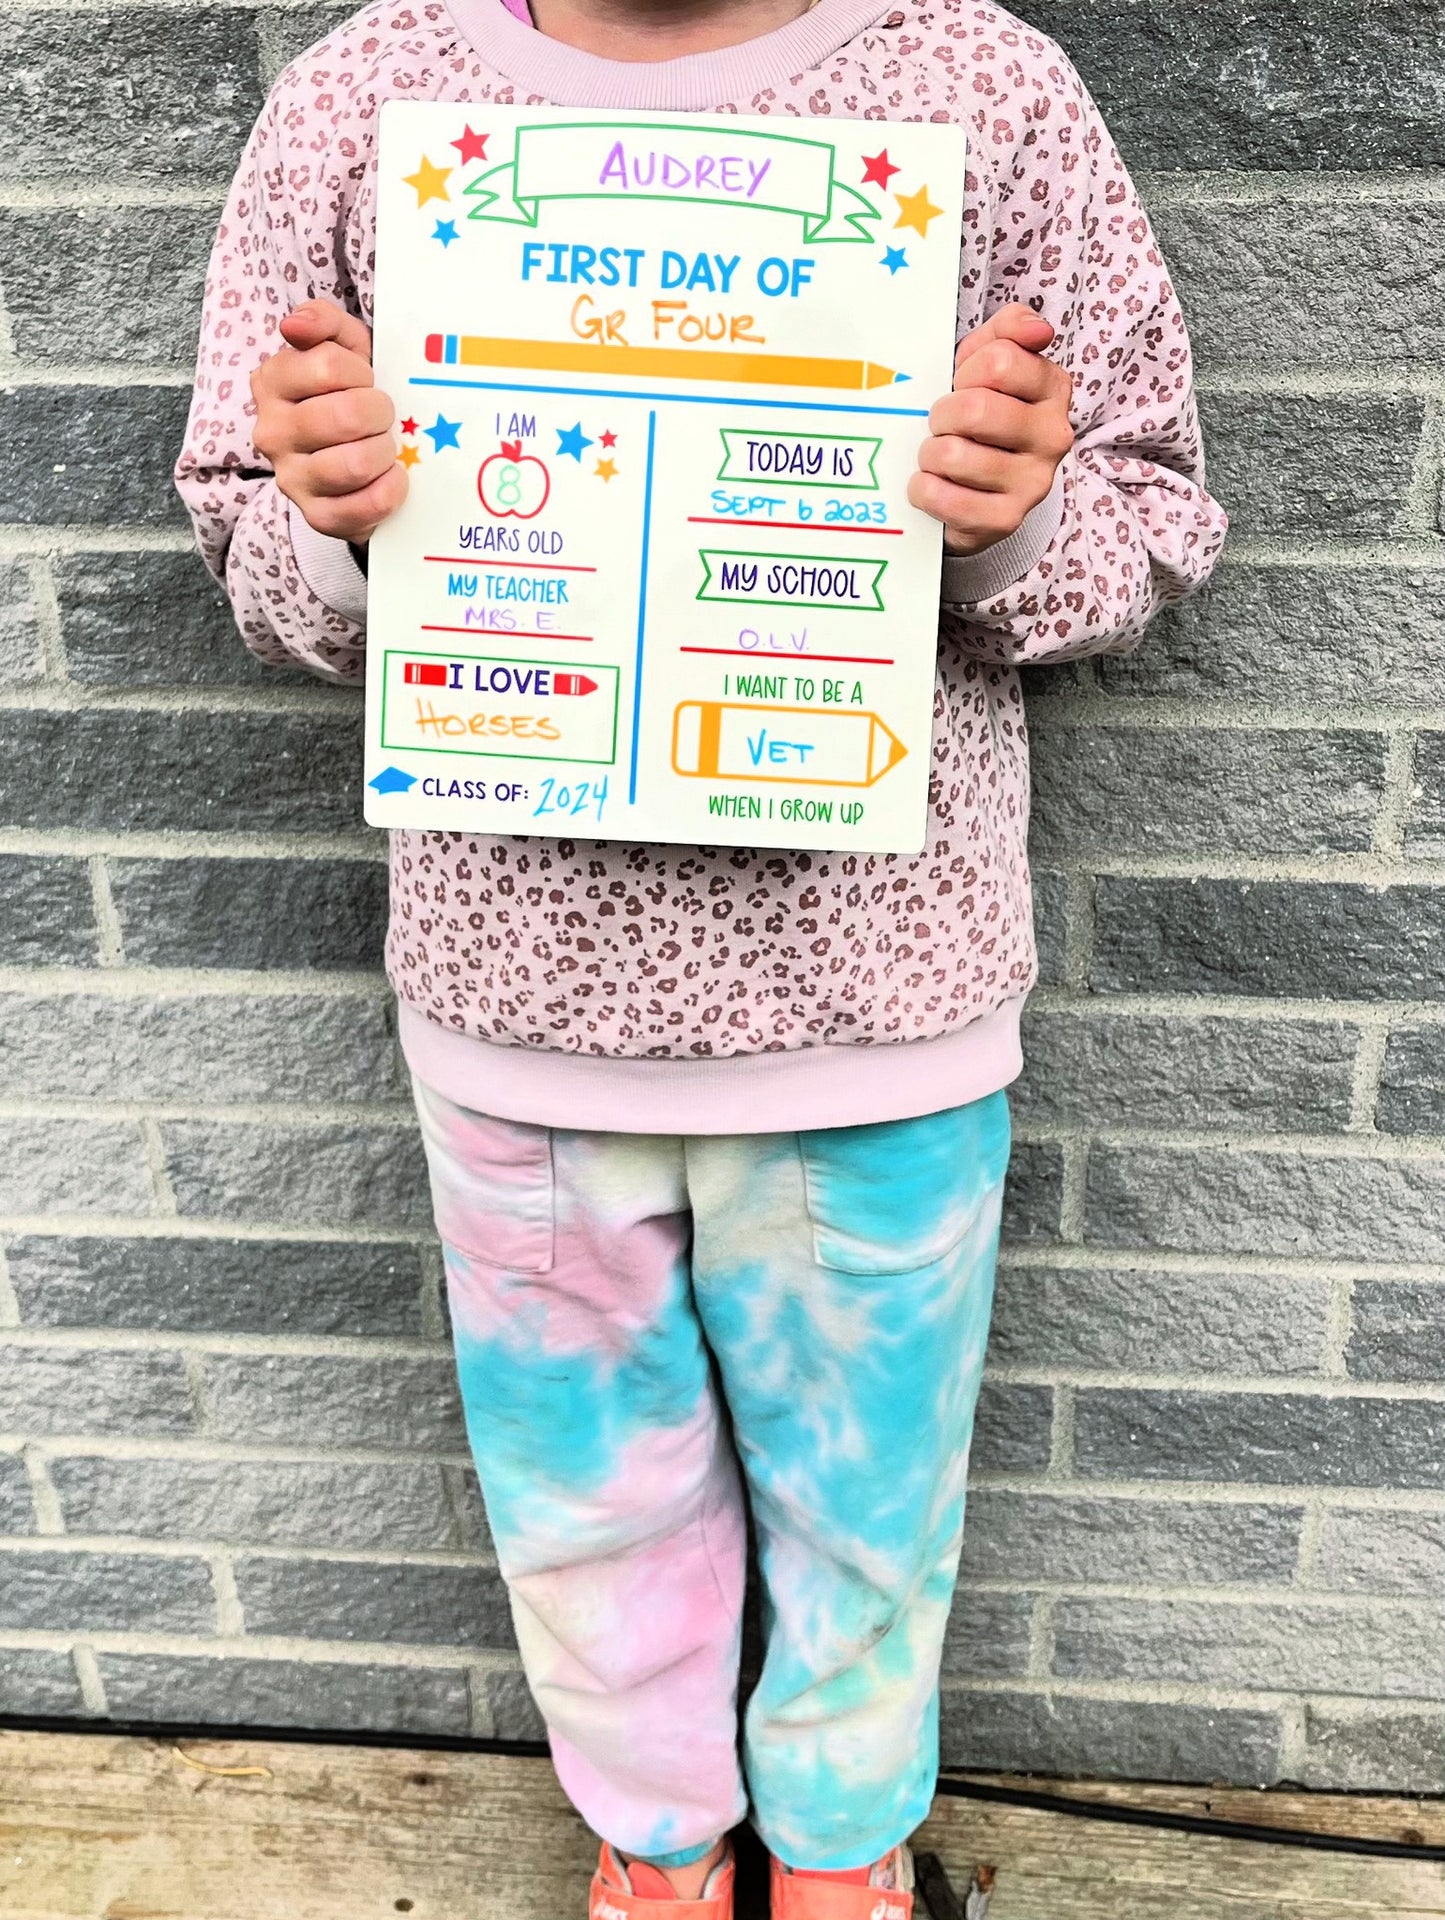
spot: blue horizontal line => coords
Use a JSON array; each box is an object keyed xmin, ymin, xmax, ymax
[{"xmin": 410, "ymin": 375, "xmax": 928, "ymax": 418}]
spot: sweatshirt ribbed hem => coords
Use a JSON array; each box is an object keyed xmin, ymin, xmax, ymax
[
  {"xmin": 398, "ymin": 999, "xmax": 1024, "ymax": 1133},
  {"xmin": 288, "ymin": 500, "xmax": 370, "ymax": 623},
  {"xmin": 445, "ymin": 0, "xmax": 896, "ymax": 106},
  {"xmin": 939, "ymin": 465, "xmax": 1067, "ymax": 605}
]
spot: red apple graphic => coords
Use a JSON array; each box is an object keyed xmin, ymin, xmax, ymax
[{"xmin": 478, "ymin": 439, "xmax": 551, "ymax": 519}]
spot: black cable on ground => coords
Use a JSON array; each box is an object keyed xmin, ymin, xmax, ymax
[
  {"xmin": 933, "ymin": 1773, "xmax": 1445, "ymax": 1864},
  {"xmin": 4, "ymin": 1713, "xmax": 1442, "ymax": 1864}
]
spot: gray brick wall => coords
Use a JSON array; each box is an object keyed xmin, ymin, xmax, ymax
[{"xmin": 1, "ymin": 0, "xmax": 1443, "ymax": 1794}]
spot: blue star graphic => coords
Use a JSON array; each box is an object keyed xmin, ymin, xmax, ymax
[
  {"xmin": 881, "ymin": 246, "xmax": 909, "ymax": 275},
  {"xmin": 555, "ymin": 422, "xmax": 594, "ymax": 462},
  {"xmin": 432, "ymin": 219, "xmax": 458, "ymax": 247},
  {"xmin": 424, "ymin": 414, "xmax": 461, "ymax": 452}
]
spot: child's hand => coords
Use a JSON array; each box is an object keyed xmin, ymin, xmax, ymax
[
  {"xmin": 909, "ymin": 304, "xmax": 1074, "ymax": 557},
  {"xmin": 251, "ymin": 298, "xmax": 406, "ymax": 545}
]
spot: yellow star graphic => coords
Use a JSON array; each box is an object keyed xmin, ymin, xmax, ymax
[
  {"xmin": 398, "ymin": 444, "xmax": 421, "ymax": 469},
  {"xmin": 594, "ymin": 457, "xmax": 618, "ymax": 482},
  {"xmin": 403, "ymin": 155, "xmax": 452, "ymax": 207},
  {"xmin": 894, "ymin": 183, "xmax": 943, "ymax": 238}
]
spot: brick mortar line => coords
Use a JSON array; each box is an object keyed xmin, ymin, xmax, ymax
[
  {"xmin": 0, "ymin": 1215, "xmax": 435, "ymax": 1242},
  {"xmin": 87, "ymin": 857, "xmax": 126, "ymax": 967},
  {"xmin": 140, "ymin": 1117, "xmax": 180, "ymax": 1216},
  {"xmin": 1027, "ymin": 854, "xmax": 1445, "ymax": 883},
  {"xmin": 70, "ymin": 1645, "xmax": 108, "ymax": 1714},
  {"xmin": 1011, "ymin": 1122, "xmax": 1445, "ymax": 1159},
  {"xmin": 1046, "ymin": 1384, "xmax": 1074, "ymax": 1480},
  {"xmin": 21, "ymin": 1447, "xmax": 64, "ymax": 1534},
  {"xmin": 1348, "ymin": 1024, "xmax": 1391, "ymax": 1134},
  {"xmin": 1137, "ymin": 169, "xmax": 1445, "ymax": 208},
  {"xmin": 983, "ymin": 1366, "xmax": 1445, "ymax": 1402},
  {"xmin": 0, "ymin": 1100, "xmax": 418, "ymax": 1127},
  {"xmin": 1400, "ymin": 396, "xmax": 1445, "ymax": 536},
  {"xmin": 1026, "ymin": 989, "xmax": 1445, "ymax": 1025},
  {"xmin": 0, "ymin": 1245, "xmax": 19, "ymax": 1330},
  {"xmin": 1294, "ymin": 1505, "xmax": 1325, "ymax": 1588},
  {"xmin": 1277, "ymin": 1699, "xmax": 1307, "ymax": 1777},
  {"xmin": 0, "ymin": 967, "xmax": 390, "ymax": 997},
  {"xmin": 26, "ymin": 554, "xmax": 69, "ymax": 681},
  {"xmin": 0, "ymin": 183, "xmax": 229, "ymax": 209},
  {"xmin": 0, "ymin": 1535, "xmax": 1420, "ymax": 1609},
  {"xmin": 1026, "ymin": 1595, "xmax": 1055, "ymax": 1680},
  {"xmin": 181, "ymin": 1350, "xmax": 211, "ymax": 1433},
  {"xmin": 419, "ymin": 1243, "xmax": 448, "ymax": 1341},
  {"xmin": 0, "ymin": 831, "xmax": 384, "ymax": 858},
  {"xmin": 0, "ymin": 264, "xmax": 17, "ymax": 374},
  {"xmin": 1025, "ymin": 696, "xmax": 1445, "ymax": 730},
  {"xmin": 0, "ymin": 685, "xmax": 358, "ymax": 715},
  {"xmin": 965, "ymin": 1476, "xmax": 1445, "ymax": 1513},
  {"xmin": 997, "ymin": 1245, "xmax": 1445, "ymax": 1281},
  {"xmin": 0, "ymin": 528, "xmax": 197, "ymax": 555},
  {"xmin": 210, "ymin": 1553, "xmax": 246, "ymax": 1636},
  {"xmin": 1198, "ymin": 536, "xmax": 1445, "ymax": 566},
  {"xmin": 3, "ymin": 1628, "xmax": 524, "ymax": 1674},
  {"xmin": 466, "ymin": 1662, "xmax": 494, "ymax": 1737},
  {"xmin": 936, "ymin": 1676, "xmax": 1437, "ymax": 1713},
  {"xmin": 20, "ymin": 1438, "xmax": 474, "ymax": 1468},
  {"xmin": 961, "ymin": 1581, "xmax": 1439, "ymax": 1610},
  {"xmin": 1197, "ymin": 366, "xmax": 1445, "ymax": 400},
  {"xmin": 4, "ymin": 365, "xmax": 192, "ymax": 388},
  {"xmin": 254, "ymin": 3, "xmax": 285, "ymax": 82},
  {"xmin": 0, "ymin": 1535, "xmax": 496, "ymax": 1570},
  {"xmin": 1318, "ymin": 1273, "xmax": 1356, "ymax": 1382},
  {"xmin": 1, "ymin": 1327, "xmax": 446, "ymax": 1358}
]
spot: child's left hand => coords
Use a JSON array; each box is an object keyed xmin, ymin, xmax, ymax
[{"xmin": 909, "ymin": 304, "xmax": 1074, "ymax": 557}]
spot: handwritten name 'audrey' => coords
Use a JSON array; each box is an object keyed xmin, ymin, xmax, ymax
[{"xmin": 597, "ymin": 139, "xmax": 772, "ymax": 201}]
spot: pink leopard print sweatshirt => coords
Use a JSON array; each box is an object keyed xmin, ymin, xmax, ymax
[{"xmin": 177, "ymin": 0, "xmax": 1226, "ymax": 1134}]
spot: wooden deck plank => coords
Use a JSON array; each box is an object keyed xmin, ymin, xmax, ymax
[{"xmin": 2, "ymin": 1732, "xmax": 1442, "ymax": 1920}]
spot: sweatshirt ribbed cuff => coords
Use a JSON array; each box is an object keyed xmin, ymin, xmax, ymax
[
  {"xmin": 288, "ymin": 498, "xmax": 370, "ymax": 624},
  {"xmin": 939, "ymin": 464, "xmax": 1067, "ymax": 607}
]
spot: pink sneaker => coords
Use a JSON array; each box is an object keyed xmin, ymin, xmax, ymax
[
  {"xmin": 770, "ymin": 1845, "xmax": 915, "ymax": 1920},
  {"xmin": 590, "ymin": 1844, "xmax": 735, "ymax": 1920}
]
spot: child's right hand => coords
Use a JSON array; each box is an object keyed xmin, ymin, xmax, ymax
[{"xmin": 251, "ymin": 298, "xmax": 407, "ymax": 545}]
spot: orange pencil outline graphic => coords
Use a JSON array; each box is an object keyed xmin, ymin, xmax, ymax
[
  {"xmin": 672, "ymin": 702, "xmax": 907, "ymax": 788},
  {"xmin": 425, "ymin": 333, "xmax": 905, "ymax": 392}
]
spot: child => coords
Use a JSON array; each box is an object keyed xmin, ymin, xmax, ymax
[{"xmin": 178, "ymin": 2, "xmax": 1226, "ymax": 1914}]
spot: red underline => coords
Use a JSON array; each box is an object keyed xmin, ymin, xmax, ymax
[
  {"xmin": 421, "ymin": 625, "xmax": 593, "ymax": 642},
  {"xmin": 423, "ymin": 555, "xmax": 598, "ymax": 572},
  {"xmin": 680, "ymin": 646, "xmax": 894, "ymax": 665},
  {"xmin": 685, "ymin": 517, "xmax": 903, "ymax": 535}
]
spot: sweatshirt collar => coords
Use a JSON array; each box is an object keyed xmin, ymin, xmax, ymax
[{"xmin": 445, "ymin": 0, "xmax": 896, "ymax": 108}]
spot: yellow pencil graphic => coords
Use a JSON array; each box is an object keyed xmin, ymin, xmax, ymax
[
  {"xmin": 672, "ymin": 702, "xmax": 907, "ymax": 788},
  {"xmin": 425, "ymin": 333, "xmax": 904, "ymax": 392}
]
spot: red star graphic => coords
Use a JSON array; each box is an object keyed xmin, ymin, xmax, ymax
[
  {"xmin": 452, "ymin": 124, "xmax": 489, "ymax": 164},
  {"xmin": 400, "ymin": 416, "xmax": 419, "ymax": 437},
  {"xmin": 599, "ymin": 429, "xmax": 618, "ymax": 448},
  {"xmin": 861, "ymin": 148, "xmax": 901, "ymax": 189}
]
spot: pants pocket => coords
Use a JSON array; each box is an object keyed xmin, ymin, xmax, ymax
[
  {"xmin": 412, "ymin": 1079, "xmax": 556, "ymax": 1274},
  {"xmin": 798, "ymin": 1093, "xmax": 1011, "ymax": 1275}
]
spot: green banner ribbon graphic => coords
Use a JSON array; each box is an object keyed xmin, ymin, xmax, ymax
[
  {"xmin": 698, "ymin": 549, "xmax": 888, "ymax": 612},
  {"xmin": 466, "ymin": 121, "xmax": 881, "ymax": 244}
]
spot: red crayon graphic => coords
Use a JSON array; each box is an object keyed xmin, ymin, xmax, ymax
[
  {"xmin": 403, "ymin": 661, "xmax": 449, "ymax": 686},
  {"xmin": 553, "ymin": 674, "xmax": 598, "ymax": 697}
]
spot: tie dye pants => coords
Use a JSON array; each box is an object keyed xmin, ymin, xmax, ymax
[{"xmin": 413, "ymin": 1082, "xmax": 1011, "ymax": 1872}]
